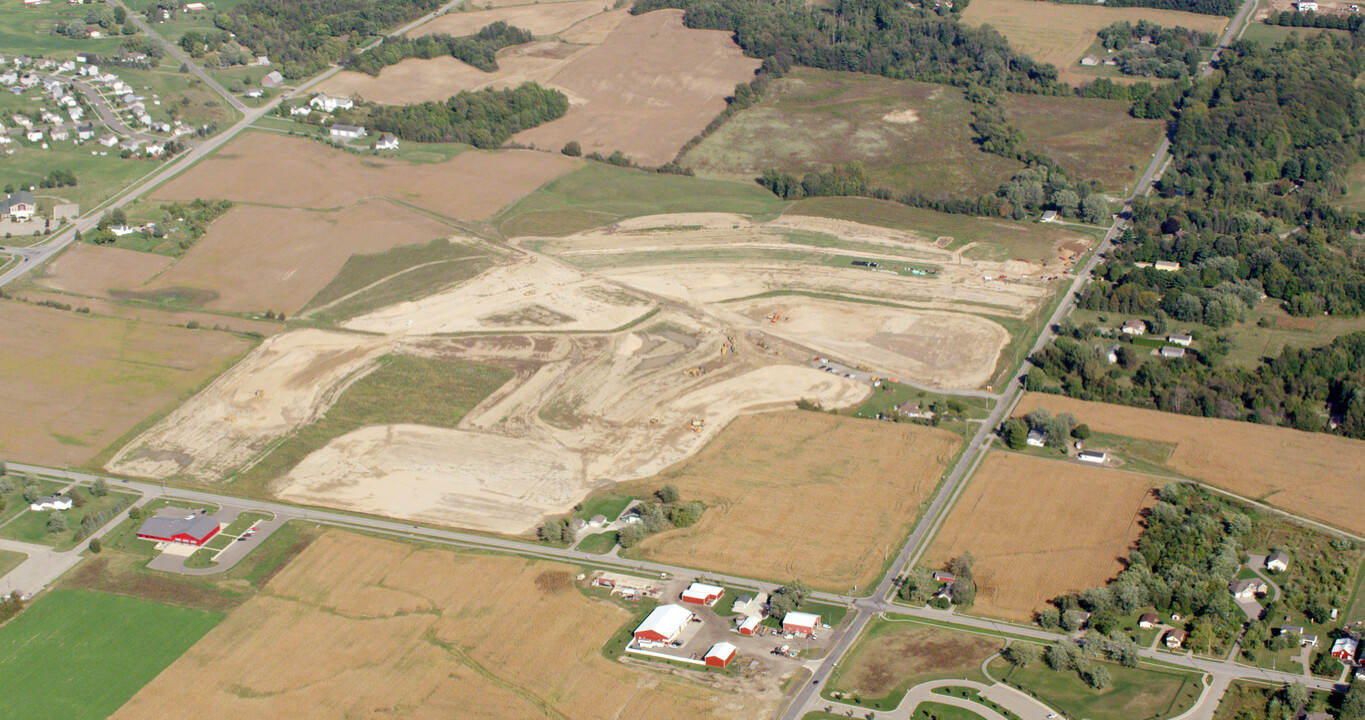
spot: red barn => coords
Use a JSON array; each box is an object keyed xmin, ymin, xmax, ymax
[
  {"xmin": 136, "ymin": 515, "xmax": 221, "ymax": 546},
  {"xmin": 633, "ymin": 604, "xmax": 694, "ymax": 645},
  {"xmin": 737, "ymin": 616, "xmax": 761, "ymax": 636},
  {"xmin": 704, "ymin": 642, "xmax": 737, "ymax": 668},
  {"xmin": 782, "ymin": 611, "xmax": 821, "ymax": 637},
  {"xmin": 681, "ymin": 582, "xmax": 724, "ymax": 606}
]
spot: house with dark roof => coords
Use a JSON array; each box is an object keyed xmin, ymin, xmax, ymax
[{"xmin": 2, "ymin": 190, "xmax": 35, "ymax": 221}]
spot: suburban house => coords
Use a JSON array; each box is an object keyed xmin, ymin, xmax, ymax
[
  {"xmin": 24, "ymin": 129, "xmax": 42, "ymax": 142},
  {"xmin": 782, "ymin": 611, "xmax": 822, "ymax": 637},
  {"xmin": 1281, "ymin": 625, "xmax": 1317, "ymax": 647},
  {"xmin": 136, "ymin": 515, "xmax": 222, "ymax": 546},
  {"xmin": 1167, "ymin": 334, "xmax": 1193, "ymax": 346},
  {"xmin": 1026, "ymin": 428, "xmax": 1046, "ymax": 447},
  {"xmin": 97, "ymin": 133, "xmax": 118, "ymax": 147},
  {"xmin": 1229, "ymin": 578, "xmax": 1268, "ymax": 600},
  {"xmin": 1077, "ymin": 450, "xmax": 1107, "ymax": 464},
  {"xmin": 1080, "ymin": 54, "xmax": 1099, "ymax": 66},
  {"xmin": 633, "ymin": 604, "xmax": 694, "ymax": 646},
  {"xmin": 1121, "ymin": 319, "xmax": 1147, "ymax": 335},
  {"xmin": 1139, "ymin": 613, "xmax": 1158, "ymax": 629},
  {"xmin": 29, "ymin": 494, "xmax": 73, "ymax": 511},
  {"xmin": 184, "ymin": 2, "xmax": 207, "ymax": 9},
  {"xmin": 1332, "ymin": 636, "xmax": 1359, "ymax": 662},
  {"xmin": 375, "ymin": 133, "xmax": 399, "ymax": 150},
  {"xmin": 49, "ymin": 127, "xmax": 68, "ymax": 141},
  {"xmin": 329, "ymin": 124, "xmax": 365, "ymax": 141},
  {"xmin": 1298, "ymin": 0, "xmax": 1318, "ymax": 9},
  {"xmin": 289, "ymin": 105, "xmax": 312, "ymax": 116},
  {"xmin": 2, "ymin": 190, "xmax": 36, "ymax": 221},
  {"xmin": 1160, "ymin": 346, "xmax": 1186, "ymax": 359},
  {"xmin": 310, "ymin": 93, "xmax": 353, "ymax": 112},
  {"xmin": 731, "ymin": 592, "xmax": 767, "ymax": 617},
  {"xmin": 260, "ymin": 70, "xmax": 283, "ymax": 88},
  {"xmin": 75, "ymin": 123, "xmax": 94, "ymax": 140},
  {"xmin": 681, "ymin": 582, "xmax": 724, "ymax": 606},
  {"xmin": 896, "ymin": 401, "xmax": 924, "ymax": 418},
  {"xmin": 1266, "ymin": 551, "xmax": 1290, "ymax": 573},
  {"xmin": 244, "ymin": 88, "xmax": 263, "ymax": 98},
  {"xmin": 1164, "ymin": 629, "xmax": 1187, "ymax": 649},
  {"xmin": 118, "ymin": 138, "xmax": 141, "ymax": 153},
  {"xmin": 736, "ymin": 616, "xmax": 761, "ymax": 636},
  {"xmin": 704, "ymin": 642, "xmax": 737, "ymax": 668}
]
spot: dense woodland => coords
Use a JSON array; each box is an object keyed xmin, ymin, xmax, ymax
[
  {"xmin": 1095, "ymin": 20, "xmax": 1215, "ymax": 78},
  {"xmin": 342, "ymin": 22, "xmax": 534, "ymax": 76},
  {"xmin": 214, "ymin": 0, "xmax": 443, "ymax": 78},
  {"xmin": 339, "ymin": 83, "xmax": 567, "ymax": 147}
]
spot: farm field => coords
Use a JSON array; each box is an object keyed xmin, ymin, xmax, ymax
[
  {"xmin": 0, "ymin": 3, "xmax": 128, "ymax": 58},
  {"xmin": 1004, "ymin": 93, "xmax": 1163, "ymax": 193},
  {"xmin": 1014, "ymin": 393, "xmax": 1365, "ymax": 536},
  {"xmin": 683, "ymin": 68, "xmax": 1023, "ymax": 199},
  {"xmin": 511, "ymin": 9, "xmax": 762, "ymax": 165},
  {"xmin": 411, "ymin": 0, "xmax": 608, "ymax": 37},
  {"xmin": 923, "ymin": 451, "xmax": 1156, "ymax": 622},
  {"xmin": 150, "ymin": 131, "xmax": 579, "ymax": 221},
  {"xmin": 38, "ymin": 243, "xmax": 174, "ymax": 298},
  {"xmin": 989, "ymin": 655, "xmax": 1201, "ymax": 720},
  {"xmin": 0, "ymin": 589, "xmax": 221, "ymax": 720},
  {"xmin": 826, "ymin": 618, "xmax": 1000, "ymax": 706},
  {"xmin": 111, "ymin": 530, "xmax": 782, "ymax": 720},
  {"xmin": 960, "ymin": 0, "xmax": 1228, "ymax": 86},
  {"xmin": 617, "ymin": 411, "xmax": 961, "ymax": 592},
  {"xmin": 0, "ymin": 301, "xmax": 253, "ymax": 467}
]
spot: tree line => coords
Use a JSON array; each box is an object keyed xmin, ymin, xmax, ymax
[
  {"xmin": 1038, "ymin": 0, "xmax": 1239, "ymax": 16},
  {"xmin": 342, "ymin": 22, "xmax": 534, "ymax": 76},
  {"xmin": 338, "ymin": 82, "xmax": 567, "ymax": 148}
]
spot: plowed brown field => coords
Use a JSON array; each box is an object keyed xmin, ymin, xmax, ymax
[
  {"xmin": 924, "ymin": 451, "xmax": 1156, "ymax": 621},
  {"xmin": 112, "ymin": 531, "xmax": 780, "ymax": 720},
  {"xmin": 620, "ymin": 411, "xmax": 961, "ymax": 592},
  {"xmin": 1015, "ymin": 393, "xmax": 1365, "ymax": 535},
  {"xmin": 150, "ymin": 132, "xmax": 577, "ymax": 220},
  {"xmin": 39, "ymin": 243, "xmax": 171, "ymax": 296}
]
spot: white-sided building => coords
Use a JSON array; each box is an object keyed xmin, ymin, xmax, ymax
[
  {"xmin": 310, "ymin": 93, "xmax": 353, "ymax": 112},
  {"xmin": 329, "ymin": 124, "xmax": 365, "ymax": 141},
  {"xmin": 633, "ymin": 604, "xmax": 694, "ymax": 646},
  {"xmin": 782, "ymin": 611, "xmax": 822, "ymax": 637},
  {"xmin": 29, "ymin": 495, "xmax": 74, "ymax": 511},
  {"xmin": 681, "ymin": 582, "xmax": 725, "ymax": 606}
]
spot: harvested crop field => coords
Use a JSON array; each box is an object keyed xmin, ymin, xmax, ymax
[
  {"xmin": 961, "ymin": 0, "xmax": 1228, "ymax": 86},
  {"xmin": 924, "ymin": 451, "xmax": 1156, "ymax": 622},
  {"xmin": 831, "ymin": 619, "xmax": 1002, "ymax": 699},
  {"xmin": 112, "ymin": 531, "xmax": 781, "ymax": 720},
  {"xmin": 1006, "ymin": 94, "xmax": 1163, "ymax": 192},
  {"xmin": 512, "ymin": 9, "xmax": 762, "ymax": 166},
  {"xmin": 315, "ymin": 43, "xmax": 585, "ymax": 104},
  {"xmin": 135, "ymin": 201, "xmax": 458, "ymax": 315},
  {"xmin": 683, "ymin": 68, "xmax": 1023, "ymax": 199},
  {"xmin": 618, "ymin": 411, "xmax": 960, "ymax": 592},
  {"xmin": 150, "ymin": 132, "xmax": 578, "ymax": 221},
  {"xmin": 410, "ymin": 0, "xmax": 606, "ymax": 38},
  {"xmin": 39, "ymin": 243, "xmax": 172, "ymax": 297},
  {"xmin": 0, "ymin": 301, "xmax": 253, "ymax": 467},
  {"xmin": 1014, "ymin": 393, "xmax": 1365, "ymax": 536}
]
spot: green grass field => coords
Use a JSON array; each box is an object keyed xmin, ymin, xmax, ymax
[
  {"xmin": 1005, "ymin": 92, "xmax": 1163, "ymax": 194},
  {"xmin": 113, "ymin": 66, "xmax": 240, "ymax": 128},
  {"xmin": 683, "ymin": 68, "xmax": 1023, "ymax": 199},
  {"xmin": 577, "ymin": 531, "xmax": 619, "ymax": 554},
  {"xmin": 0, "ymin": 478, "xmax": 64, "ymax": 526},
  {"xmin": 825, "ymin": 617, "xmax": 999, "ymax": 709},
  {"xmin": 493, "ymin": 163, "xmax": 786, "ymax": 238},
  {"xmin": 911, "ymin": 702, "xmax": 987, "ymax": 720},
  {"xmin": 0, "ymin": 589, "xmax": 221, "ymax": 720},
  {"xmin": 299, "ymin": 238, "xmax": 494, "ymax": 323},
  {"xmin": 0, "ymin": 488, "xmax": 137, "ymax": 550},
  {"xmin": 573, "ymin": 493, "xmax": 633, "ymax": 523},
  {"xmin": 0, "ymin": 143, "xmax": 158, "ymax": 213},
  {"xmin": 1239, "ymin": 21, "xmax": 1348, "ymax": 46},
  {"xmin": 0, "ymin": 548, "xmax": 25, "ymax": 578},
  {"xmin": 0, "ymin": 4, "xmax": 129, "ymax": 59},
  {"xmin": 991, "ymin": 656, "xmax": 1201, "ymax": 720},
  {"xmin": 230, "ymin": 355, "xmax": 513, "ymax": 495}
]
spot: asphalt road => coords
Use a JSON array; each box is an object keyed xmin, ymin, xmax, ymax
[{"xmin": 113, "ymin": 0, "xmax": 248, "ymax": 114}]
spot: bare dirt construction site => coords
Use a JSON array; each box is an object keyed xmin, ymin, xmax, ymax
[
  {"xmin": 616, "ymin": 411, "xmax": 961, "ymax": 592},
  {"xmin": 960, "ymin": 0, "xmax": 1228, "ymax": 86},
  {"xmin": 511, "ymin": 9, "xmax": 763, "ymax": 165},
  {"xmin": 924, "ymin": 451, "xmax": 1156, "ymax": 622},
  {"xmin": 41, "ymin": 201, "xmax": 460, "ymax": 316},
  {"xmin": 150, "ymin": 131, "xmax": 578, "ymax": 221},
  {"xmin": 112, "ymin": 531, "xmax": 781, "ymax": 720},
  {"xmin": 0, "ymin": 301, "xmax": 252, "ymax": 467},
  {"xmin": 1015, "ymin": 393, "xmax": 1365, "ymax": 537}
]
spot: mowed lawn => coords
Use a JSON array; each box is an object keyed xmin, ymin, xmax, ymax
[
  {"xmin": 990, "ymin": 655, "xmax": 1201, "ymax": 720},
  {"xmin": 0, "ymin": 143, "xmax": 159, "ymax": 213},
  {"xmin": 0, "ymin": 589, "xmax": 221, "ymax": 720},
  {"xmin": 683, "ymin": 68, "xmax": 1022, "ymax": 199}
]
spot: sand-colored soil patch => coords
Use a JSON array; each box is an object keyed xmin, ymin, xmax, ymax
[
  {"xmin": 151, "ymin": 132, "xmax": 578, "ymax": 221},
  {"xmin": 721, "ymin": 298, "xmax": 1008, "ymax": 389},
  {"xmin": 961, "ymin": 0, "xmax": 1227, "ymax": 86},
  {"xmin": 924, "ymin": 451, "xmax": 1156, "ymax": 622},
  {"xmin": 39, "ymin": 243, "xmax": 171, "ymax": 296},
  {"xmin": 620, "ymin": 411, "xmax": 960, "ymax": 591},
  {"xmin": 409, "ymin": 0, "xmax": 606, "ymax": 38},
  {"xmin": 316, "ymin": 44, "xmax": 586, "ymax": 104},
  {"xmin": 0, "ymin": 301, "xmax": 252, "ymax": 467},
  {"xmin": 106, "ymin": 330, "xmax": 391, "ymax": 482},
  {"xmin": 342, "ymin": 255, "xmax": 654, "ymax": 335},
  {"xmin": 1014, "ymin": 393, "xmax": 1365, "ymax": 536},
  {"xmin": 139, "ymin": 201, "xmax": 455, "ymax": 314},
  {"xmin": 882, "ymin": 109, "xmax": 920, "ymax": 124},
  {"xmin": 113, "ymin": 531, "xmax": 780, "ymax": 720},
  {"xmin": 275, "ymin": 424, "xmax": 587, "ymax": 534},
  {"xmin": 512, "ymin": 9, "xmax": 762, "ymax": 165}
]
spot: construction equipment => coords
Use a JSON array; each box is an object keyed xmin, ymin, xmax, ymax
[
  {"xmin": 683, "ymin": 366, "xmax": 702, "ymax": 377},
  {"xmin": 688, "ymin": 419, "xmax": 706, "ymax": 433},
  {"xmin": 225, "ymin": 416, "xmax": 236, "ymax": 423},
  {"xmin": 254, "ymin": 389, "xmax": 264, "ymax": 399}
]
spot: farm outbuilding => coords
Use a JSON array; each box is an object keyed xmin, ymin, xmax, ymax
[
  {"xmin": 782, "ymin": 611, "xmax": 821, "ymax": 637},
  {"xmin": 1076, "ymin": 450, "xmax": 1107, "ymax": 464},
  {"xmin": 681, "ymin": 582, "xmax": 724, "ymax": 606},
  {"xmin": 737, "ymin": 616, "xmax": 760, "ymax": 636},
  {"xmin": 1332, "ymin": 636, "xmax": 1359, "ymax": 662},
  {"xmin": 633, "ymin": 604, "xmax": 694, "ymax": 645},
  {"xmin": 704, "ymin": 641, "xmax": 737, "ymax": 668},
  {"xmin": 136, "ymin": 515, "xmax": 221, "ymax": 546}
]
